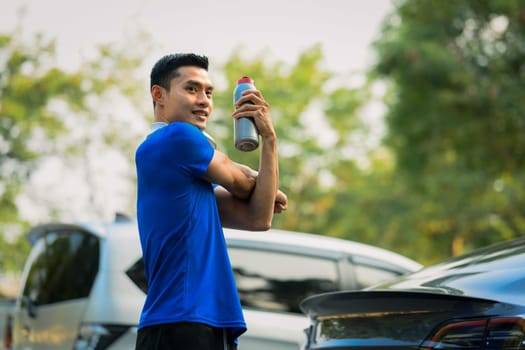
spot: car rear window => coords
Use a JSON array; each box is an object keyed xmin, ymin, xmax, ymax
[{"xmin": 22, "ymin": 231, "xmax": 99, "ymax": 306}]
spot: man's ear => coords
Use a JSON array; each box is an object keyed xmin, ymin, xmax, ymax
[{"xmin": 151, "ymin": 85, "xmax": 164, "ymax": 106}]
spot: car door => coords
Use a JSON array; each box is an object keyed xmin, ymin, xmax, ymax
[
  {"xmin": 227, "ymin": 245, "xmax": 341, "ymax": 349},
  {"xmin": 15, "ymin": 300, "xmax": 88, "ymax": 350},
  {"xmin": 13, "ymin": 230, "xmax": 99, "ymax": 350}
]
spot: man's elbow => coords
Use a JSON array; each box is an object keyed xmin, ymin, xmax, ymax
[
  {"xmin": 246, "ymin": 217, "xmax": 272, "ymax": 231},
  {"xmin": 230, "ymin": 177, "xmax": 255, "ymax": 200}
]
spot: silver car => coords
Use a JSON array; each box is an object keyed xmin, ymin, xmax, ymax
[{"xmin": 9, "ymin": 218, "xmax": 421, "ymax": 350}]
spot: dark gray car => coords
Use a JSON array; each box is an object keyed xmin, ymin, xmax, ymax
[{"xmin": 301, "ymin": 236, "xmax": 525, "ymax": 349}]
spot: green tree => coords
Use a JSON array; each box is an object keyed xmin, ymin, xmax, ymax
[
  {"xmin": 0, "ymin": 233, "xmax": 29, "ymax": 272},
  {"xmin": 0, "ymin": 31, "xmax": 81, "ymax": 226},
  {"xmin": 372, "ymin": 0, "xmax": 525, "ymax": 260},
  {"xmin": 0, "ymin": 28, "xmax": 151, "ymax": 271}
]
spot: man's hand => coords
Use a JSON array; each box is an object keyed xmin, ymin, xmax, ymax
[
  {"xmin": 233, "ymin": 89, "xmax": 275, "ymax": 140},
  {"xmin": 274, "ymin": 189, "xmax": 288, "ymax": 214}
]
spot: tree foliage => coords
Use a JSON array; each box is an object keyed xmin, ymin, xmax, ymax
[
  {"xmin": 0, "ymin": 28, "xmax": 151, "ymax": 271},
  {"xmin": 372, "ymin": 0, "xmax": 525, "ymax": 259},
  {"xmin": 0, "ymin": 32, "xmax": 78, "ymax": 225}
]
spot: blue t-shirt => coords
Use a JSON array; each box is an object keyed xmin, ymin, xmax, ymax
[{"xmin": 135, "ymin": 122, "xmax": 246, "ymax": 339}]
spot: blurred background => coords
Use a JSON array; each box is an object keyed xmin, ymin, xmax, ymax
[{"xmin": 1, "ymin": 0, "xmax": 524, "ymax": 296}]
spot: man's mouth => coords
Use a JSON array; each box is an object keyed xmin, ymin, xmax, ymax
[{"xmin": 193, "ymin": 110, "xmax": 208, "ymax": 118}]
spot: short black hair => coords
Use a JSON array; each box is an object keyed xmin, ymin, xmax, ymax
[{"xmin": 150, "ymin": 53, "xmax": 209, "ymax": 90}]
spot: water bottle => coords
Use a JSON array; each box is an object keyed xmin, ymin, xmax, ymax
[{"xmin": 233, "ymin": 77, "xmax": 259, "ymax": 152}]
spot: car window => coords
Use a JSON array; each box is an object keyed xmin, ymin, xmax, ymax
[
  {"xmin": 22, "ymin": 230, "xmax": 99, "ymax": 306},
  {"xmin": 228, "ymin": 247, "xmax": 339, "ymax": 314}
]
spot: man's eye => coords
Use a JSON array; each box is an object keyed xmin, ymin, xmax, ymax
[{"xmin": 187, "ymin": 86, "xmax": 197, "ymax": 92}]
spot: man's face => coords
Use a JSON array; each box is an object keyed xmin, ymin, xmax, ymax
[{"xmin": 157, "ymin": 66, "xmax": 214, "ymax": 130}]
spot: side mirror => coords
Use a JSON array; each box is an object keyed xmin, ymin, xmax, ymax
[
  {"xmin": 21, "ymin": 296, "xmax": 38, "ymax": 318},
  {"xmin": 302, "ymin": 325, "xmax": 313, "ymax": 349}
]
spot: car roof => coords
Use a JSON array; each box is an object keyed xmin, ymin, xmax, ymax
[
  {"xmin": 26, "ymin": 220, "xmax": 422, "ymax": 272},
  {"xmin": 223, "ymin": 227, "xmax": 421, "ymax": 271}
]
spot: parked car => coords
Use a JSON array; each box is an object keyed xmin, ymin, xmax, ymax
[
  {"xmin": 301, "ymin": 236, "xmax": 525, "ymax": 349},
  {"xmin": 10, "ymin": 218, "xmax": 421, "ymax": 350}
]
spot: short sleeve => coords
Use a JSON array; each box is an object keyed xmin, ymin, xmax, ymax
[{"xmin": 163, "ymin": 122, "xmax": 214, "ymax": 178}]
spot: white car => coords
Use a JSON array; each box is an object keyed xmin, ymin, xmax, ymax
[{"xmin": 9, "ymin": 218, "xmax": 422, "ymax": 350}]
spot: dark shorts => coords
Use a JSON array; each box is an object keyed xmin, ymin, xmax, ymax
[{"xmin": 135, "ymin": 322, "xmax": 237, "ymax": 350}]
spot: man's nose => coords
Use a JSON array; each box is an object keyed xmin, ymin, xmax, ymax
[{"xmin": 197, "ymin": 91, "xmax": 211, "ymax": 105}]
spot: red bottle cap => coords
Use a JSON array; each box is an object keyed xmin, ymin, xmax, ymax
[{"xmin": 237, "ymin": 76, "xmax": 254, "ymax": 84}]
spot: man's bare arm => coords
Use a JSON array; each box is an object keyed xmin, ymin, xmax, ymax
[
  {"xmin": 214, "ymin": 87, "xmax": 281, "ymax": 231},
  {"xmin": 203, "ymin": 150, "xmax": 256, "ymax": 200}
]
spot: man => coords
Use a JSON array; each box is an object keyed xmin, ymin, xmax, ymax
[{"xmin": 135, "ymin": 53, "xmax": 286, "ymax": 349}]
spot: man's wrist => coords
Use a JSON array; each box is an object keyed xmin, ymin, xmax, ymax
[{"xmin": 261, "ymin": 133, "xmax": 277, "ymax": 145}]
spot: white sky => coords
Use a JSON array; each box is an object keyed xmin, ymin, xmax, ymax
[
  {"xmin": 1, "ymin": 0, "xmax": 393, "ymax": 73},
  {"xmin": 1, "ymin": 0, "xmax": 394, "ymax": 224}
]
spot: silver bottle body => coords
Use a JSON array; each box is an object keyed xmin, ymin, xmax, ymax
[
  {"xmin": 234, "ymin": 117, "xmax": 259, "ymax": 151},
  {"xmin": 234, "ymin": 81, "xmax": 259, "ymax": 152}
]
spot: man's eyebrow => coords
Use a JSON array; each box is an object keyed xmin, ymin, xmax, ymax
[{"xmin": 186, "ymin": 80, "xmax": 214, "ymax": 91}]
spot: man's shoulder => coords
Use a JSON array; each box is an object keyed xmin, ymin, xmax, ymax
[
  {"xmin": 162, "ymin": 122, "xmax": 207, "ymax": 141},
  {"xmin": 144, "ymin": 122, "xmax": 202, "ymax": 142},
  {"xmin": 168, "ymin": 121, "xmax": 201, "ymax": 132}
]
